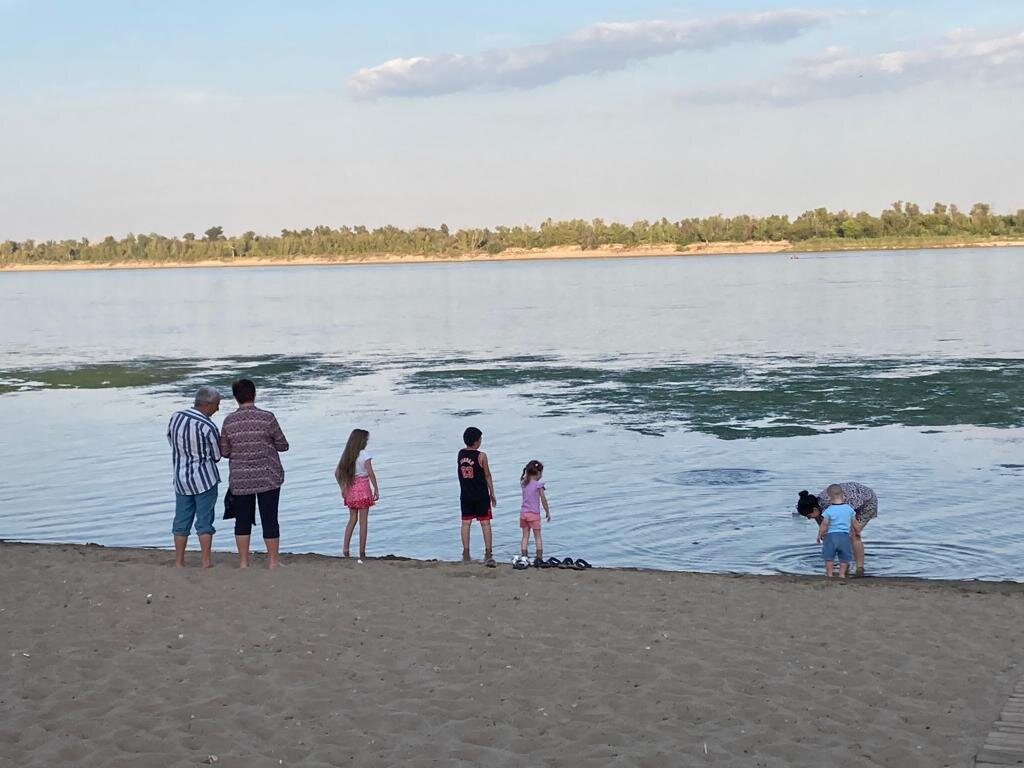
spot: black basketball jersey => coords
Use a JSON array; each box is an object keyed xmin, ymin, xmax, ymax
[{"xmin": 457, "ymin": 448, "xmax": 488, "ymax": 501}]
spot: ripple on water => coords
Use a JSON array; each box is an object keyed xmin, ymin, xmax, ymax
[
  {"xmin": 761, "ymin": 540, "xmax": 1005, "ymax": 580},
  {"xmin": 661, "ymin": 468, "xmax": 772, "ymax": 487}
]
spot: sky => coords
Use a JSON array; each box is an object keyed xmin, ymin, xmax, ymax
[{"xmin": 1, "ymin": 0, "xmax": 1022, "ymax": 241}]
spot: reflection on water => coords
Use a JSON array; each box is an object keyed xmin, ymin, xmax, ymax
[{"xmin": 1, "ymin": 249, "xmax": 1023, "ymax": 580}]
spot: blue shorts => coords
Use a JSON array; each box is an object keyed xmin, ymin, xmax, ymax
[
  {"xmin": 822, "ymin": 531, "xmax": 853, "ymax": 563},
  {"xmin": 172, "ymin": 485, "xmax": 218, "ymax": 536}
]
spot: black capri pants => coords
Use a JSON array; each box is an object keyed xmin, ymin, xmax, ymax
[{"xmin": 232, "ymin": 487, "xmax": 281, "ymax": 539}]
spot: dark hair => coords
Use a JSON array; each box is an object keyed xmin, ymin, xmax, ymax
[
  {"xmin": 463, "ymin": 426, "xmax": 482, "ymax": 446},
  {"xmin": 335, "ymin": 428, "xmax": 370, "ymax": 490},
  {"xmin": 520, "ymin": 459, "xmax": 544, "ymax": 486},
  {"xmin": 796, "ymin": 490, "xmax": 820, "ymax": 517},
  {"xmin": 232, "ymin": 378, "xmax": 256, "ymax": 404}
]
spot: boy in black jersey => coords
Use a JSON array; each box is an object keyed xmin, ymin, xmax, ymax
[{"xmin": 457, "ymin": 426, "xmax": 496, "ymax": 564}]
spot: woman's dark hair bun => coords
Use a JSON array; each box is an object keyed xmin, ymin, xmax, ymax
[{"xmin": 796, "ymin": 490, "xmax": 819, "ymax": 514}]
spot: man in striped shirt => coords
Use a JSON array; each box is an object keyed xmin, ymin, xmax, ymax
[{"xmin": 167, "ymin": 386, "xmax": 223, "ymax": 568}]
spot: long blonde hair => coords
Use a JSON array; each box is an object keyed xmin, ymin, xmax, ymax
[{"xmin": 335, "ymin": 429, "xmax": 369, "ymax": 490}]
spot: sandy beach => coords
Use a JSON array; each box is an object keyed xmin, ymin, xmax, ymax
[
  {"xmin": 3, "ymin": 238, "xmax": 1023, "ymax": 273},
  {"xmin": 2, "ymin": 542, "xmax": 1022, "ymax": 767}
]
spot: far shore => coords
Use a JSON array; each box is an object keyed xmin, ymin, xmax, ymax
[{"xmin": 3, "ymin": 237, "xmax": 1023, "ymax": 274}]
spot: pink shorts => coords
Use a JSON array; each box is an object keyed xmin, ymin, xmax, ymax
[
  {"xmin": 343, "ymin": 476, "xmax": 375, "ymax": 509},
  {"xmin": 520, "ymin": 512, "xmax": 541, "ymax": 531}
]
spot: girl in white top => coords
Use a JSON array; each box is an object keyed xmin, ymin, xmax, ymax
[{"xmin": 334, "ymin": 428, "xmax": 380, "ymax": 560}]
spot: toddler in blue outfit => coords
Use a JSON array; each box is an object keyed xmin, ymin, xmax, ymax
[{"xmin": 816, "ymin": 484, "xmax": 856, "ymax": 578}]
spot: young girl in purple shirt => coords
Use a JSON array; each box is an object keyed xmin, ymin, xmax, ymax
[{"xmin": 519, "ymin": 460, "xmax": 551, "ymax": 564}]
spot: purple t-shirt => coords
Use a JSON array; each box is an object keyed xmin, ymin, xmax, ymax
[{"xmin": 520, "ymin": 479, "xmax": 545, "ymax": 515}]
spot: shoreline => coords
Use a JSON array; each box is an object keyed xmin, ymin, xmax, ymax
[
  {"xmin": 3, "ymin": 538, "xmax": 1022, "ymax": 590},
  {"xmin": 3, "ymin": 237, "xmax": 1023, "ymax": 273},
  {"xmin": 3, "ymin": 539, "xmax": 1023, "ymax": 766}
]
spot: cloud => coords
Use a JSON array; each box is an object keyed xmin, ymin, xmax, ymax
[
  {"xmin": 346, "ymin": 10, "xmax": 845, "ymax": 99},
  {"xmin": 680, "ymin": 28, "xmax": 1024, "ymax": 106}
]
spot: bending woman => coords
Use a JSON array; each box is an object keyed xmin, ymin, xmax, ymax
[{"xmin": 797, "ymin": 482, "xmax": 877, "ymax": 577}]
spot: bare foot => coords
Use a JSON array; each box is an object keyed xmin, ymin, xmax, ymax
[
  {"xmin": 461, "ymin": 549, "xmax": 471, "ymax": 562},
  {"xmin": 175, "ymin": 561, "xmax": 186, "ymax": 569},
  {"xmin": 239, "ymin": 562, "xmax": 249, "ymax": 569},
  {"xmin": 343, "ymin": 550, "xmax": 350, "ymax": 558},
  {"xmin": 268, "ymin": 560, "xmax": 280, "ymax": 570}
]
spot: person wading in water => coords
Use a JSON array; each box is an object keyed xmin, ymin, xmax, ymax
[{"xmin": 797, "ymin": 482, "xmax": 878, "ymax": 577}]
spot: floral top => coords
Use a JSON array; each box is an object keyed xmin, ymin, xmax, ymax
[{"xmin": 219, "ymin": 404, "xmax": 289, "ymax": 494}]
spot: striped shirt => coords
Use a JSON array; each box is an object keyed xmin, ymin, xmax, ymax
[{"xmin": 167, "ymin": 408, "xmax": 222, "ymax": 496}]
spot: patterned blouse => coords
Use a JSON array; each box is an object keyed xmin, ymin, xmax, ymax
[
  {"xmin": 817, "ymin": 482, "xmax": 878, "ymax": 522},
  {"xmin": 219, "ymin": 404, "xmax": 289, "ymax": 495}
]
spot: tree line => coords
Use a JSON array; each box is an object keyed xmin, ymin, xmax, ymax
[{"xmin": 3, "ymin": 201, "xmax": 1023, "ymax": 266}]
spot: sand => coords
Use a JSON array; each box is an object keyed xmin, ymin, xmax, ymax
[
  {"xmin": 0, "ymin": 242, "xmax": 786, "ymax": 273},
  {"xmin": 4, "ymin": 238, "xmax": 1022, "ymax": 273},
  {"xmin": 2, "ymin": 541, "xmax": 1023, "ymax": 768}
]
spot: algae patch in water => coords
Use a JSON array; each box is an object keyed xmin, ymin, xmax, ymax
[
  {"xmin": 404, "ymin": 357, "xmax": 1024, "ymax": 439},
  {"xmin": 0, "ymin": 355, "xmax": 371, "ymax": 395}
]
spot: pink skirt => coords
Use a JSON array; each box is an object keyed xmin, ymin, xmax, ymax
[{"xmin": 343, "ymin": 476, "xmax": 376, "ymax": 509}]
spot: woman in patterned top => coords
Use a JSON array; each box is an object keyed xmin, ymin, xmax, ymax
[
  {"xmin": 797, "ymin": 482, "xmax": 878, "ymax": 577},
  {"xmin": 220, "ymin": 378, "xmax": 290, "ymax": 569}
]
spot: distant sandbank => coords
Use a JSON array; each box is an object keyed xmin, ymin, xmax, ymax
[
  {"xmin": 3, "ymin": 540, "xmax": 1024, "ymax": 766},
  {"xmin": 3, "ymin": 238, "xmax": 1023, "ymax": 273}
]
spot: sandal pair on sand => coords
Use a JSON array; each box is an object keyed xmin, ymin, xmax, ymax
[{"xmin": 533, "ymin": 556, "xmax": 591, "ymax": 570}]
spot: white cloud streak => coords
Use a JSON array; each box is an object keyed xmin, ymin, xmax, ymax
[
  {"xmin": 680, "ymin": 28, "xmax": 1024, "ymax": 106},
  {"xmin": 347, "ymin": 10, "xmax": 844, "ymax": 99}
]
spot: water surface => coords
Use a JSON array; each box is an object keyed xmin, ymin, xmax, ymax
[{"xmin": 2, "ymin": 248, "xmax": 1022, "ymax": 579}]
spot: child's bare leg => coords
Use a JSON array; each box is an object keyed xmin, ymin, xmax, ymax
[
  {"xmin": 839, "ymin": 561, "xmax": 849, "ymax": 578},
  {"xmin": 481, "ymin": 520, "xmax": 493, "ymax": 559},
  {"xmin": 343, "ymin": 509, "xmax": 358, "ymax": 556},
  {"xmin": 824, "ymin": 560, "xmax": 834, "ymax": 578},
  {"xmin": 534, "ymin": 529, "xmax": 543, "ymax": 560},
  {"xmin": 358, "ymin": 508, "xmax": 369, "ymax": 558},
  {"xmin": 460, "ymin": 519, "xmax": 472, "ymax": 560},
  {"xmin": 520, "ymin": 527, "xmax": 529, "ymax": 557}
]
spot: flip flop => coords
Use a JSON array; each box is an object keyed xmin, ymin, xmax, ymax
[{"xmin": 574, "ymin": 558, "xmax": 592, "ymax": 569}]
